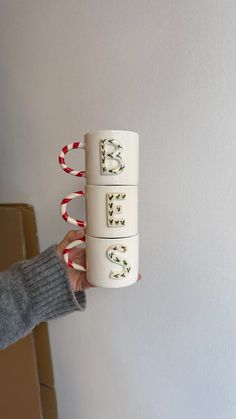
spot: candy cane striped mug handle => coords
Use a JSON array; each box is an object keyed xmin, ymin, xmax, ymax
[
  {"xmin": 60, "ymin": 191, "xmax": 86, "ymax": 227},
  {"xmin": 63, "ymin": 238, "xmax": 86, "ymax": 270},
  {"xmin": 59, "ymin": 142, "xmax": 86, "ymax": 177}
]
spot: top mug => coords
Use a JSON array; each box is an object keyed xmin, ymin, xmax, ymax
[{"xmin": 59, "ymin": 130, "xmax": 139, "ymax": 185}]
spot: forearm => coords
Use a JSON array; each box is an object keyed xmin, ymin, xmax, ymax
[{"xmin": 0, "ymin": 244, "xmax": 86, "ymax": 349}]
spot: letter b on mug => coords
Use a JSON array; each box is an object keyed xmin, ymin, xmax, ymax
[{"xmin": 59, "ymin": 130, "xmax": 139, "ymax": 185}]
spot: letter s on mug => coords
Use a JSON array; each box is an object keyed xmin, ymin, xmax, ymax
[{"xmin": 106, "ymin": 243, "xmax": 131, "ymax": 279}]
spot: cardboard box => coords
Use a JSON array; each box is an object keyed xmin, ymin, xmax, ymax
[{"xmin": 0, "ymin": 204, "xmax": 58, "ymax": 419}]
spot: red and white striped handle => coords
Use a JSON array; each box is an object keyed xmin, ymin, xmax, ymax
[
  {"xmin": 63, "ymin": 238, "xmax": 86, "ymax": 270},
  {"xmin": 60, "ymin": 191, "xmax": 86, "ymax": 227},
  {"xmin": 59, "ymin": 142, "xmax": 86, "ymax": 177}
]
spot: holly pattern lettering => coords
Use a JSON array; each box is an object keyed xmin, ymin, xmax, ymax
[
  {"xmin": 100, "ymin": 138, "xmax": 125, "ymax": 175},
  {"xmin": 107, "ymin": 244, "xmax": 131, "ymax": 279},
  {"xmin": 106, "ymin": 193, "xmax": 126, "ymax": 227}
]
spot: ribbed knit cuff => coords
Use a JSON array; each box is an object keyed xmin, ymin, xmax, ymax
[{"xmin": 20, "ymin": 244, "xmax": 86, "ymax": 322}]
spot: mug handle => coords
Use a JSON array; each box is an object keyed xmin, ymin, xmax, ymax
[
  {"xmin": 63, "ymin": 238, "xmax": 86, "ymax": 270},
  {"xmin": 59, "ymin": 142, "xmax": 86, "ymax": 177},
  {"xmin": 60, "ymin": 191, "xmax": 86, "ymax": 227}
]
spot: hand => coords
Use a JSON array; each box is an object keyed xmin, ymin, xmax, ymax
[
  {"xmin": 56, "ymin": 229, "xmax": 94, "ymax": 292},
  {"xmin": 56, "ymin": 229, "xmax": 142, "ymax": 292}
]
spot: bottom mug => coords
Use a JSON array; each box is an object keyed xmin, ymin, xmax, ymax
[{"xmin": 63, "ymin": 234, "xmax": 139, "ymax": 288}]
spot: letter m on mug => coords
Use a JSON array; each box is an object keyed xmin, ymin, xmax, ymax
[{"xmin": 100, "ymin": 138, "xmax": 125, "ymax": 175}]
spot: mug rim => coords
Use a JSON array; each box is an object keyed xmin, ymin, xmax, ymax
[
  {"xmin": 85, "ymin": 129, "xmax": 139, "ymax": 137},
  {"xmin": 85, "ymin": 233, "xmax": 139, "ymax": 242},
  {"xmin": 85, "ymin": 184, "xmax": 138, "ymax": 190}
]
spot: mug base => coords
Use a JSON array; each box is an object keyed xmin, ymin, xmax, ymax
[{"xmin": 89, "ymin": 279, "xmax": 138, "ymax": 289}]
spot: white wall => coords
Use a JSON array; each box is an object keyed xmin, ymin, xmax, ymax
[{"xmin": 1, "ymin": 1, "xmax": 236, "ymax": 418}]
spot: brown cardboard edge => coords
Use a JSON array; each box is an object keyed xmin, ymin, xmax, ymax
[
  {"xmin": 0, "ymin": 207, "xmax": 27, "ymax": 267},
  {"xmin": 0, "ymin": 203, "xmax": 39, "ymax": 258},
  {"xmin": 34, "ymin": 323, "xmax": 55, "ymax": 388},
  {"xmin": 40, "ymin": 386, "xmax": 58, "ymax": 419},
  {"xmin": 0, "ymin": 203, "xmax": 58, "ymax": 419}
]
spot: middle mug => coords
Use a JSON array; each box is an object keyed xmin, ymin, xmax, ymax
[{"xmin": 60, "ymin": 185, "xmax": 138, "ymax": 238}]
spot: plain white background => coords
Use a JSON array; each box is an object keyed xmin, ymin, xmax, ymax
[{"xmin": 1, "ymin": 1, "xmax": 236, "ymax": 418}]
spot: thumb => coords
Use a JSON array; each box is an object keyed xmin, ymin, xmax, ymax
[
  {"xmin": 62, "ymin": 229, "xmax": 85, "ymax": 248},
  {"xmin": 57, "ymin": 229, "xmax": 85, "ymax": 260}
]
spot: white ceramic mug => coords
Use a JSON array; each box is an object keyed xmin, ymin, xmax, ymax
[
  {"xmin": 59, "ymin": 130, "xmax": 139, "ymax": 185},
  {"xmin": 63, "ymin": 234, "xmax": 139, "ymax": 288},
  {"xmin": 60, "ymin": 185, "xmax": 138, "ymax": 238}
]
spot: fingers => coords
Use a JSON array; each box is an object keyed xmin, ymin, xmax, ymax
[
  {"xmin": 68, "ymin": 246, "xmax": 86, "ymax": 264},
  {"xmin": 56, "ymin": 229, "xmax": 85, "ymax": 262},
  {"xmin": 71, "ymin": 271, "xmax": 95, "ymax": 292},
  {"xmin": 62, "ymin": 228, "xmax": 85, "ymax": 247},
  {"xmin": 80, "ymin": 274, "xmax": 96, "ymax": 290}
]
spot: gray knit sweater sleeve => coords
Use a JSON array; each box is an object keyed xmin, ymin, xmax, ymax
[{"xmin": 0, "ymin": 244, "xmax": 86, "ymax": 350}]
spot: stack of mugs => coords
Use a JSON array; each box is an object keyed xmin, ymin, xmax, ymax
[{"xmin": 58, "ymin": 130, "xmax": 139, "ymax": 288}]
